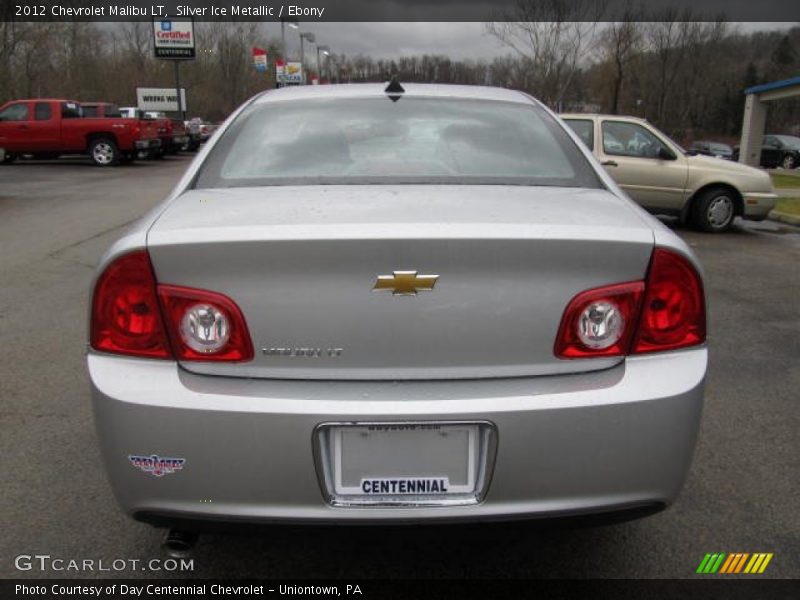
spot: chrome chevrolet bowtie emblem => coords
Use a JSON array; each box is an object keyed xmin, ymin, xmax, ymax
[{"xmin": 373, "ymin": 271, "xmax": 439, "ymax": 296}]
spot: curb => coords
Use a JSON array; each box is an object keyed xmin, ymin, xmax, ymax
[{"xmin": 768, "ymin": 210, "xmax": 800, "ymax": 226}]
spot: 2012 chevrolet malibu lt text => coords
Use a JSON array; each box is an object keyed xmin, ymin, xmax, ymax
[{"xmin": 88, "ymin": 84, "xmax": 707, "ymax": 531}]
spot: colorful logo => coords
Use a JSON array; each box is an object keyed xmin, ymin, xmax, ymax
[
  {"xmin": 129, "ymin": 454, "xmax": 185, "ymax": 477},
  {"xmin": 696, "ymin": 553, "xmax": 773, "ymax": 574},
  {"xmin": 160, "ymin": 21, "xmax": 172, "ymax": 32}
]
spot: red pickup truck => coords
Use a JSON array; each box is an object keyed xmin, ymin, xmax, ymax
[
  {"xmin": 0, "ymin": 99, "xmax": 161, "ymax": 166},
  {"xmin": 134, "ymin": 109, "xmax": 190, "ymax": 157},
  {"xmin": 82, "ymin": 102, "xmax": 163, "ymax": 162}
]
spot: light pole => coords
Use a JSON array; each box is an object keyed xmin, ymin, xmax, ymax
[
  {"xmin": 317, "ymin": 45, "xmax": 329, "ymax": 83},
  {"xmin": 299, "ymin": 32, "xmax": 315, "ymax": 84},
  {"xmin": 280, "ymin": 18, "xmax": 299, "ymax": 60}
]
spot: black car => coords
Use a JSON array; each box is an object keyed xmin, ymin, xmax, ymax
[
  {"xmin": 690, "ymin": 140, "xmax": 734, "ymax": 160},
  {"xmin": 762, "ymin": 135, "xmax": 800, "ymax": 169},
  {"xmin": 734, "ymin": 135, "xmax": 800, "ymax": 169}
]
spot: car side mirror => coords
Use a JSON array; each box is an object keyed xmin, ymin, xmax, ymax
[{"xmin": 657, "ymin": 147, "xmax": 676, "ymax": 161}]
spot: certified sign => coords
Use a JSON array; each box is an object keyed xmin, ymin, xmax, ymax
[{"xmin": 153, "ymin": 18, "xmax": 195, "ymax": 59}]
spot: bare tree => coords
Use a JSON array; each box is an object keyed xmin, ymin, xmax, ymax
[
  {"xmin": 486, "ymin": 0, "xmax": 607, "ymax": 108},
  {"xmin": 645, "ymin": 8, "xmax": 695, "ymax": 126},
  {"xmin": 600, "ymin": 2, "xmax": 644, "ymax": 114}
]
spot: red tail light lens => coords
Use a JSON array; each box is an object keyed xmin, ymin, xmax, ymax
[
  {"xmin": 632, "ymin": 248, "xmax": 706, "ymax": 353},
  {"xmin": 555, "ymin": 248, "xmax": 705, "ymax": 359},
  {"xmin": 157, "ymin": 285, "xmax": 254, "ymax": 362},
  {"xmin": 90, "ymin": 251, "xmax": 171, "ymax": 358},
  {"xmin": 91, "ymin": 251, "xmax": 254, "ymax": 362},
  {"xmin": 555, "ymin": 282, "xmax": 645, "ymax": 358}
]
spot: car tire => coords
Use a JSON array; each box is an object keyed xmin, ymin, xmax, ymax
[
  {"xmin": 1, "ymin": 152, "xmax": 17, "ymax": 164},
  {"xmin": 691, "ymin": 188, "xmax": 737, "ymax": 233},
  {"xmin": 781, "ymin": 154, "xmax": 796, "ymax": 170},
  {"xmin": 89, "ymin": 137, "xmax": 119, "ymax": 167}
]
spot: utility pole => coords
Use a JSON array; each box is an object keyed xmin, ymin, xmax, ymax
[
  {"xmin": 174, "ymin": 61, "xmax": 184, "ymax": 120},
  {"xmin": 299, "ymin": 32, "xmax": 315, "ymax": 84}
]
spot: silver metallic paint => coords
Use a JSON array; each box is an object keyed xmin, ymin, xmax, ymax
[{"xmin": 88, "ymin": 84, "xmax": 708, "ymax": 523}]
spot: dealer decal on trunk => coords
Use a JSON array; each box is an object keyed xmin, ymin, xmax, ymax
[{"xmin": 128, "ymin": 454, "xmax": 185, "ymax": 477}]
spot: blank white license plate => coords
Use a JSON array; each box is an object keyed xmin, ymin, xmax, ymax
[{"xmin": 331, "ymin": 423, "xmax": 480, "ymax": 497}]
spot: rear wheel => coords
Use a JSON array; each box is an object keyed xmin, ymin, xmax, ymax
[
  {"xmin": 89, "ymin": 138, "xmax": 119, "ymax": 166},
  {"xmin": 1, "ymin": 152, "xmax": 17, "ymax": 164},
  {"xmin": 691, "ymin": 187, "xmax": 736, "ymax": 233},
  {"xmin": 781, "ymin": 154, "xmax": 796, "ymax": 170}
]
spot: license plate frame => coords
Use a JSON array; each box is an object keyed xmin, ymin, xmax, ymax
[{"xmin": 313, "ymin": 421, "xmax": 497, "ymax": 508}]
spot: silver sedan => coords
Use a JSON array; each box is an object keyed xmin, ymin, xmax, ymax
[{"xmin": 88, "ymin": 84, "xmax": 706, "ymax": 545}]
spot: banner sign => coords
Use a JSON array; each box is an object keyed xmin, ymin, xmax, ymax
[{"xmin": 253, "ymin": 47, "xmax": 268, "ymax": 72}]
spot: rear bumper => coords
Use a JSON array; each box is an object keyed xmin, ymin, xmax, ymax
[
  {"xmin": 134, "ymin": 139, "xmax": 161, "ymax": 150},
  {"xmin": 742, "ymin": 192, "xmax": 777, "ymax": 221},
  {"xmin": 89, "ymin": 348, "xmax": 706, "ymax": 525}
]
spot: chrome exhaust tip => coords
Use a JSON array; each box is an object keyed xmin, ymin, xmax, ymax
[{"xmin": 162, "ymin": 529, "xmax": 198, "ymax": 558}]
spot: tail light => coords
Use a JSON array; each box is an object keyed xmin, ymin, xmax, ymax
[
  {"xmin": 632, "ymin": 248, "xmax": 706, "ymax": 353},
  {"xmin": 90, "ymin": 250, "xmax": 253, "ymax": 362},
  {"xmin": 90, "ymin": 251, "xmax": 170, "ymax": 358},
  {"xmin": 157, "ymin": 285, "xmax": 254, "ymax": 362},
  {"xmin": 555, "ymin": 282, "xmax": 644, "ymax": 358},
  {"xmin": 555, "ymin": 248, "xmax": 705, "ymax": 358}
]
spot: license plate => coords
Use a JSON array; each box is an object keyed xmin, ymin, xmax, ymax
[{"xmin": 314, "ymin": 422, "xmax": 496, "ymax": 506}]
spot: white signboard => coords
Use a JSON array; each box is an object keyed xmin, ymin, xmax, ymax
[
  {"xmin": 254, "ymin": 54, "xmax": 267, "ymax": 72},
  {"xmin": 278, "ymin": 61, "xmax": 304, "ymax": 84},
  {"xmin": 136, "ymin": 88, "xmax": 188, "ymax": 112},
  {"xmin": 153, "ymin": 18, "xmax": 195, "ymax": 59}
]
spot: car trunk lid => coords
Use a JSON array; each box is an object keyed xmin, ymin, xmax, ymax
[{"xmin": 147, "ymin": 185, "xmax": 654, "ymax": 380}]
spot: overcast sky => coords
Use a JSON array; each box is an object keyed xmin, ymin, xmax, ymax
[{"xmin": 268, "ymin": 22, "xmax": 796, "ymax": 62}]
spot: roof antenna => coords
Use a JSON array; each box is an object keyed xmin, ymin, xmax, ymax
[{"xmin": 385, "ymin": 75, "xmax": 405, "ymax": 102}]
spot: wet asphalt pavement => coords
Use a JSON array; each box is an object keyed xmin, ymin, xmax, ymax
[{"xmin": 0, "ymin": 156, "xmax": 797, "ymax": 579}]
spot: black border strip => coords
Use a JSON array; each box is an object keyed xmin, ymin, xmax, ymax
[{"xmin": 4, "ymin": 0, "xmax": 800, "ymax": 22}]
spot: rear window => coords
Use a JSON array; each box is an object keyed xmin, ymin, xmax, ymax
[
  {"xmin": 195, "ymin": 97, "xmax": 601, "ymax": 189},
  {"xmin": 61, "ymin": 102, "xmax": 82, "ymax": 119},
  {"xmin": 34, "ymin": 103, "xmax": 51, "ymax": 121},
  {"xmin": 83, "ymin": 104, "xmax": 121, "ymax": 118},
  {"xmin": 103, "ymin": 104, "xmax": 121, "ymax": 118}
]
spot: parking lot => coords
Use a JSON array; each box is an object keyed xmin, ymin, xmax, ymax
[{"xmin": 0, "ymin": 156, "xmax": 798, "ymax": 579}]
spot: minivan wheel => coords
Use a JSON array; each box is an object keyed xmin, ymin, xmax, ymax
[
  {"xmin": 692, "ymin": 188, "xmax": 736, "ymax": 232},
  {"xmin": 1, "ymin": 151, "xmax": 17, "ymax": 164},
  {"xmin": 89, "ymin": 138, "xmax": 119, "ymax": 166},
  {"xmin": 782, "ymin": 154, "xmax": 796, "ymax": 170}
]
